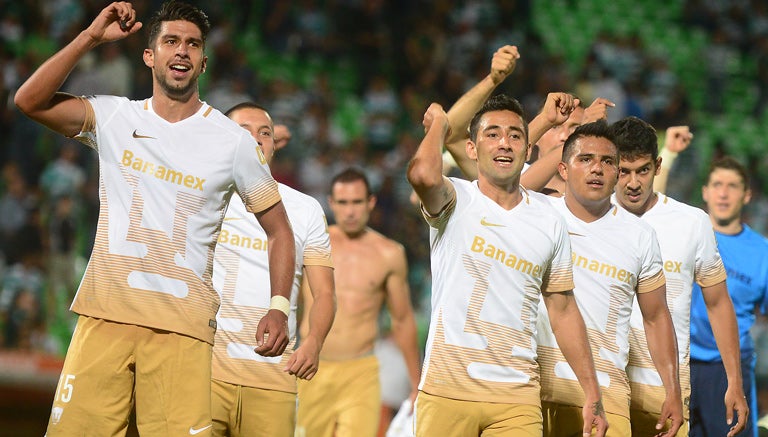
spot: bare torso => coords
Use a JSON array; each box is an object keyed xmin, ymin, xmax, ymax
[{"xmin": 300, "ymin": 225, "xmax": 401, "ymax": 361}]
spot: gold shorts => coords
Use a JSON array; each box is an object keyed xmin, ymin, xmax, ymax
[
  {"xmin": 211, "ymin": 379, "xmax": 296, "ymax": 437},
  {"xmin": 296, "ymin": 355, "xmax": 380, "ymax": 437},
  {"xmin": 46, "ymin": 316, "xmax": 212, "ymax": 437},
  {"xmin": 542, "ymin": 401, "xmax": 630, "ymax": 437},
  {"xmin": 415, "ymin": 390, "xmax": 542, "ymax": 436},
  {"xmin": 631, "ymin": 408, "xmax": 689, "ymax": 437}
]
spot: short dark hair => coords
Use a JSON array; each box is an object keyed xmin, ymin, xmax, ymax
[
  {"xmin": 468, "ymin": 94, "xmax": 528, "ymax": 143},
  {"xmin": 330, "ymin": 167, "xmax": 372, "ymax": 197},
  {"xmin": 225, "ymin": 102, "xmax": 268, "ymax": 118},
  {"xmin": 707, "ymin": 156, "xmax": 749, "ymax": 188},
  {"xmin": 147, "ymin": 1, "xmax": 211, "ymax": 48},
  {"xmin": 562, "ymin": 120, "xmax": 616, "ymax": 162},
  {"xmin": 610, "ymin": 116, "xmax": 658, "ymax": 161}
]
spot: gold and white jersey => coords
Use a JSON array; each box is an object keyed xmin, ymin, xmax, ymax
[
  {"xmin": 71, "ymin": 96, "xmax": 281, "ymax": 344},
  {"xmin": 619, "ymin": 194, "xmax": 726, "ymax": 416},
  {"xmin": 419, "ymin": 178, "xmax": 574, "ymax": 406},
  {"xmin": 211, "ymin": 184, "xmax": 331, "ymax": 393},
  {"xmin": 537, "ymin": 198, "xmax": 665, "ymax": 418}
]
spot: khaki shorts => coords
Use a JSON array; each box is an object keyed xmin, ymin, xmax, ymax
[
  {"xmin": 46, "ymin": 316, "xmax": 212, "ymax": 437},
  {"xmin": 211, "ymin": 379, "xmax": 296, "ymax": 437},
  {"xmin": 631, "ymin": 408, "xmax": 689, "ymax": 437},
  {"xmin": 296, "ymin": 355, "xmax": 380, "ymax": 437},
  {"xmin": 415, "ymin": 390, "xmax": 542, "ymax": 436},
  {"xmin": 542, "ymin": 401, "xmax": 630, "ymax": 437}
]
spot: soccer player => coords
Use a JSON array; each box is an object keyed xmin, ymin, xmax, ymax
[
  {"xmin": 210, "ymin": 103, "xmax": 336, "ymax": 437},
  {"xmin": 611, "ymin": 116, "xmax": 748, "ymax": 436},
  {"xmin": 295, "ymin": 167, "xmax": 421, "ymax": 437},
  {"xmin": 690, "ymin": 157, "xmax": 768, "ymax": 437},
  {"xmin": 13, "ymin": 2, "xmax": 295, "ymax": 435},
  {"xmin": 536, "ymin": 121, "xmax": 682, "ymax": 436},
  {"xmin": 407, "ymin": 97, "xmax": 607, "ymax": 436}
]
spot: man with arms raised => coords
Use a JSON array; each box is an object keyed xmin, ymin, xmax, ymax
[
  {"xmin": 211, "ymin": 103, "xmax": 336, "ymax": 437},
  {"xmin": 407, "ymin": 96, "xmax": 607, "ymax": 436},
  {"xmin": 295, "ymin": 167, "xmax": 421, "ymax": 437},
  {"xmin": 14, "ymin": 2, "xmax": 295, "ymax": 435},
  {"xmin": 611, "ymin": 117, "xmax": 748, "ymax": 436},
  {"xmin": 442, "ymin": 45, "xmax": 614, "ymax": 195},
  {"xmin": 535, "ymin": 121, "xmax": 682, "ymax": 436}
]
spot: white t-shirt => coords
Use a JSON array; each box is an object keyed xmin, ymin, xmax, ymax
[
  {"xmin": 72, "ymin": 96, "xmax": 281, "ymax": 343},
  {"xmin": 537, "ymin": 197, "xmax": 665, "ymax": 417},
  {"xmin": 616, "ymin": 193, "xmax": 726, "ymax": 416},
  {"xmin": 210, "ymin": 184, "xmax": 332, "ymax": 393},
  {"xmin": 418, "ymin": 178, "xmax": 573, "ymax": 406}
]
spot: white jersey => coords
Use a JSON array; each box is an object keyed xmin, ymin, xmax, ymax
[
  {"xmin": 72, "ymin": 96, "xmax": 281, "ymax": 344},
  {"xmin": 617, "ymin": 193, "xmax": 726, "ymax": 416},
  {"xmin": 211, "ymin": 184, "xmax": 332, "ymax": 393},
  {"xmin": 419, "ymin": 178, "xmax": 574, "ymax": 406},
  {"xmin": 537, "ymin": 197, "xmax": 665, "ymax": 418}
]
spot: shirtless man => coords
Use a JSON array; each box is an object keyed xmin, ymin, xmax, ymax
[{"xmin": 296, "ymin": 168, "xmax": 421, "ymax": 437}]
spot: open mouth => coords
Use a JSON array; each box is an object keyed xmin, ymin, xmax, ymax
[{"xmin": 169, "ymin": 63, "xmax": 192, "ymax": 75}]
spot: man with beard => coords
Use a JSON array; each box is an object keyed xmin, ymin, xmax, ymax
[{"xmin": 14, "ymin": 2, "xmax": 295, "ymax": 435}]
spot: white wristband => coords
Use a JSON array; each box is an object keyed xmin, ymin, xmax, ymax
[
  {"xmin": 659, "ymin": 147, "xmax": 678, "ymax": 169},
  {"xmin": 270, "ymin": 295, "xmax": 290, "ymax": 317}
]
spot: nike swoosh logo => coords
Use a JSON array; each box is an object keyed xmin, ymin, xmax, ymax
[
  {"xmin": 132, "ymin": 129, "xmax": 156, "ymax": 139},
  {"xmin": 480, "ymin": 217, "xmax": 505, "ymax": 227},
  {"xmin": 568, "ymin": 232, "xmax": 586, "ymax": 237},
  {"xmin": 189, "ymin": 424, "xmax": 212, "ymax": 435}
]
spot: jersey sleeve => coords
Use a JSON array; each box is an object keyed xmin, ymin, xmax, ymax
[
  {"xmin": 303, "ymin": 198, "xmax": 333, "ymax": 268},
  {"xmin": 232, "ymin": 133, "xmax": 281, "ymax": 214},
  {"xmin": 541, "ymin": 213, "xmax": 574, "ymax": 293},
  {"xmin": 693, "ymin": 211, "xmax": 727, "ymax": 288},
  {"xmin": 421, "ymin": 178, "xmax": 458, "ymax": 229},
  {"xmin": 637, "ymin": 226, "xmax": 666, "ymax": 293},
  {"xmin": 72, "ymin": 95, "xmax": 121, "ymax": 151}
]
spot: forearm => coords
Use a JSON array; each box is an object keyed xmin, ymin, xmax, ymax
[
  {"xmin": 527, "ymin": 113, "xmax": 556, "ymax": 148},
  {"xmin": 708, "ymin": 301, "xmax": 744, "ymax": 387},
  {"xmin": 643, "ymin": 314, "xmax": 682, "ymax": 398},
  {"xmin": 445, "ymin": 74, "xmax": 497, "ymax": 144},
  {"xmin": 520, "ymin": 145, "xmax": 562, "ymax": 191},
  {"xmin": 266, "ymin": 231, "xmax": 295, "ymax": 301},
  {"xmin": 15, "ymin": 31, "xmax": 98, "ymax": 113},
  {"xmin": 392, "ymin": 316, "xmax": 422, "ymax": 388},
  {"xmin": 304, "ymin": 291, "xmax": 335, "ymax": 349},
  {"xmin": 550, "ymin": 301, "xmax": 601, "ymax": 401}
]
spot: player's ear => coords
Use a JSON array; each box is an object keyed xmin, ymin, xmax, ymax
[
  {"xmin": 557, "ymin": 161, "xmax": 568, "ymax": 181},
  {"xmin": 143, "ymin": 48, "xmax": 154, "ymax": 68}
]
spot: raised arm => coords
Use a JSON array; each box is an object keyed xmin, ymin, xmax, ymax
[
  {"xmin": 14, "ymin": 2, "xmax": 142, "ymax": 137},
  {"xmin": 636, "ymin": 285, "xmax": 684, "ymax": 436},
  {"xmin": 526, "ymin": 93, "xmax": 577, "ymax": 148},
  {"xmin": 542, "ymin": 290, "xmax": 608, "ymax": 437},
  {"xmin": 443, "ymin": 45, "xmax": 520, "ymax": 179},
  {"xmin": 253, "ymin": 201, "xmax": 296, "ymax": 357},
  {"xmin": 653, "ymin": 126, "xmax": 693, "ymax": 194},
  {"xmin": 701, "ymin": 281, "xmax": 749, "ymax": 437},
  {"xmin": 285, "ymin": 264, "xmax": 335, "ymax": 380},
  {"xmin": 385, "ymin": 242, "xmax": 421, "ymax": 403},
  {"xmin": 407, "ymin": 103, "xmax": 456, "ymax": 215}
]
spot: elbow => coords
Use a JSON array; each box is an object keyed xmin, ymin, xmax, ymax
[
  {"xmin": 406, "ymin": 159, "xmax": 439, "ymax": 189},
  {"xmin": 13, "ymin": 90, "xmax": 33, "ymax": 116}
]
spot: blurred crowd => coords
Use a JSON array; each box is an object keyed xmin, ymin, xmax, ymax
[{"xmin": 1, "ymin": 0, "xmax": 767, "ymax": 379}]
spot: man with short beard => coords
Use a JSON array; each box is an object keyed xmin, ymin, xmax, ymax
[{"xmin": 14, "ymin": 2, "xmax": 295, "ymax": 435}]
